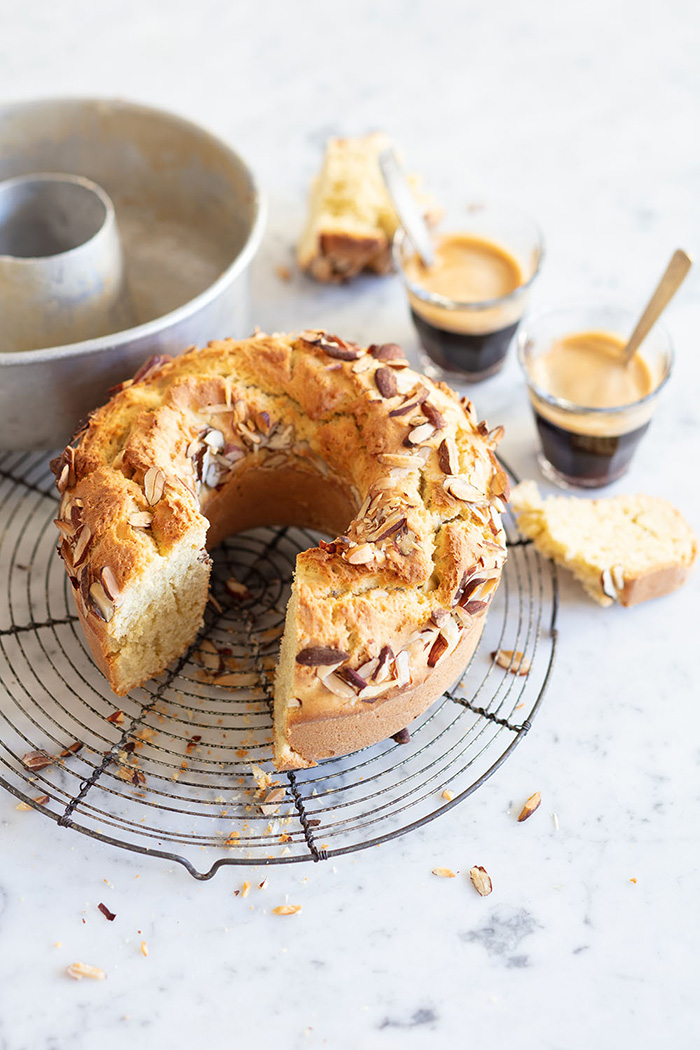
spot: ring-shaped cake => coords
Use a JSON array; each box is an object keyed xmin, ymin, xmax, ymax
[{"xmin": 51, "ymin": 331, "xmax": 509, "ymax": 769}]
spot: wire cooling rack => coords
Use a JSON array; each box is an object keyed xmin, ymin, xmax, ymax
[{"xmin": 0, "ymin": 451, "xmax": 557, "ymax": 879}]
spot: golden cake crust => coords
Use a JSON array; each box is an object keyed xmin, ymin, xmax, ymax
[{"xmin": 51, "ymin": 332, "xmax": 508, "ymax": 769}]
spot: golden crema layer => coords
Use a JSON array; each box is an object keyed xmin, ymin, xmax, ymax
[{"xmin": 405, "ymin": 234, "xmax": 526, "ymax": 335}]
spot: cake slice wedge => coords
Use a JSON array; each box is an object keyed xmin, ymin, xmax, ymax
[{"xmin": 510, "ymin": 481, "xmax": 697, "ymax": 606}]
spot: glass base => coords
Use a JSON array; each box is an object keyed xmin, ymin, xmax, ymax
[
  {"xmin": 537, "ymin": 452, "xmax": 624, "ymax": 491},
  {"xmin": 418, "ymin": 349, "xmax": 505, "ymax": 386}
]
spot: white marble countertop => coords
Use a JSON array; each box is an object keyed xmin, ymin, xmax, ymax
[{"xmin": 1, "ymin": 1, "xmax": 699, "ymax": 1047}]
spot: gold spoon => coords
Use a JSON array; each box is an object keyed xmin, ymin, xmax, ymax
[{"xmin": 623, "ymin": 248, "xmax": 692, "ymax": 365}]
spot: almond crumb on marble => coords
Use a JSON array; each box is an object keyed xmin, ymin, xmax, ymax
[
  {"xmin": 441, "ymin": 789, "xmax": 453, "ymax": 801},
  {"xmin": 140, "ymin": 941, "xmax": 149, "ymax": 957},
  {"xmin": 240, "ymin": 880, "xmax": 251, "ymax": 898},
  {"xmin": 630, "ymin": 877, "xmax": 637, "ymax": 883},
  {"xmin": 66, "ymin": 962, "xmax": 106, "ymax": 981},
  {"xmin": 469, "ymin": 865, "xmax": 493, "ymax": 896},
  {"xmin": 272, "ymin": 904, "xmax": 301, "ymax": 916},
  {"xmin": 432, "ymin": 867, "xmax": 456, "ymax": 878},
  {"xmin": 517, "ymin": 791, "xmax": 542, "ymax": 822}
]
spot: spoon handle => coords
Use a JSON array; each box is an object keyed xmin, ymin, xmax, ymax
[
  {"xmin": 624, "ymin": 248, "xmax": 692, "ymax": 364},
  {"xmin": 379, "ymin": 148, "xmax": 435, "ymax": 268}
]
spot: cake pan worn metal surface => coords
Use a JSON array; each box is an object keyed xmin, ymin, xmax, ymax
[{"xmin": 0, "ymin": 98, "xmax": 266, "ymax": 450}]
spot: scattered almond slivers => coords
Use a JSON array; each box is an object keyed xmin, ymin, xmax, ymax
[
  {"xmin": 441, "ymin": 789, "xmax": 453, "ymax": 802},
  {"xmin": 517, "ymin": 791, "xmax": 542, "ymax": 822},
  {"xmin": 272, "ymin": 904, "xmax": 301, "ymax": 916},
  {"xmin": 140, "ymin": 941, "xmax": 149, "ymax": 957},
  {"xmin": 491, "ymin": 649, "xmax": 531, "ymax": 676},
  {"xmin": 469, "ymin": 865, "xmax": 493, "ymax": 896},
  {"xmin": 432, "ymin": 867, "xmax": 456, "ymax": 878},
  {"xmin": 66, "ymin": 962, "xmax": 106, "ymax": 981}
]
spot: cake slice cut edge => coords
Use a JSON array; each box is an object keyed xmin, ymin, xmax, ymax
[{"xmin": 510, "ymin": 480, "xmax": 697, "ymax": 607}]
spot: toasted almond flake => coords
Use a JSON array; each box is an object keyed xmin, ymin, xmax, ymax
[
  {"xmin": 378, "ymin": 452, "xmax": 424, "ymax": 469},
  {"xmin": 437, "ymin": 437, "xmax": 460, "ymax": 476},
  {"xmin": 128, "ymin": 511, "xmax": 153, "ymax": 529},
  {"xmin": 140, "ymin": 941, "xmax": 149, "ymax": 957},
  {"xmin": 143, "ymin": 466, "xmax": 166, "ymax": 506},
  {"xmin": 100, "ymin": 566, "xmax": 120, "ymax": 602},
  {"xmin": 441, "ymin": 789, "xmax": 454, "ymax": 801},
  {"xmin": 394, "ymin": 650, "xmax": 410, "ymax": 687},
  {"xmin": 517, "ymin": 791, "xmax": 542, "ymax": 822},
  {"xmin": 240, "ymin": 880, "xmax": 251, "ymax": 898},
  {"xmin": 202, "ymin": 428, "xmax": 225, "ymax": 450},
  {"xmin": 89, "ymin": 581, "xmax": 114, "ymax": 623},
  {"xmin": 296, "ymin": 646, "xmax": 350, "ymax": 667},
  {"xmin": 66, "ymin": 962, "xmax": 106, "ymax": 981},
  {"xmin": 375, "ymin": 366, "xmax": 398, "ymax": 398},
  {"xmin": 432, "ymin": 867, "xmax": 456, "ymax": 878},
  {"xmin": 611, "ymin": 564, "xmax": 626, "ymax": 592},
  {"xmin": 260, "ymin": 787, "xmax": 287, "ymax": 815},
  {"xmin": 320, "ymin": 672, "xmax": 357, "ymax": 700},
  {"xmin": 405, "ymin": 422, "xmax": 435, "ymax": 445},
  {"xmin": 225, "ymin": 578, "xmax": 251, "ymax": 601},
  {"xmin": 491, "ymin": 649, "xmax": 531, "ymax": 676},
  {"xmin": 107, "ymin": 710, "xmax": 124, "ymax": 724},
  {"xmin": 469, "ymin": 865, "xmax": 493, "ymax": 896},
  {"xmin": 21, "ymin": 750, "xmax": 54, "ymax": 771},
  {"xmin": 444, "ymin": 477, "xmax": 488, "ymax": 504},
  {"xmin": 272, "ymin": 905, "xmax": 301, "ymax": 916},
  {"xmin": 346, "ymin": 543, "xmax": 374, "ymax": 565},
  {"xmin": 54, "ymin": 517, "xmax": 75, "ymax": 539},
  {"xmin": 72, "ymin": 524, "xmax": 92, "ymax": 565}
]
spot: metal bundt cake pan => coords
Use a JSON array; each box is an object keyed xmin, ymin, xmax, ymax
[{"xmin": 0, "ymin": 97, "xmax": 266, "ymax": 450}]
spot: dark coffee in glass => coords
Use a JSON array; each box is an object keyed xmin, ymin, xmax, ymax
[
  {"xmin": 393, "ymin": 202, "xmax": 544, "ymax": 384},
  {"xmin": 518, "ymin": 305, "xmax": 673, "ymax": 490}
]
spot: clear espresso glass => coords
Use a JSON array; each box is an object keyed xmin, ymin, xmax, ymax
[
  {"xmin": 517, "ymin": 302, "xmax": 674, "ymax": 489},
  {"xmin": 393, "ymin": 200, "xmax": 544, "ymax": 383}
]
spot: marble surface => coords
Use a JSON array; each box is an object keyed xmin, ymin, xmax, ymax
[{"xmin": 1, "ymin": 1, "xmax": 699, "ymax": 1047}]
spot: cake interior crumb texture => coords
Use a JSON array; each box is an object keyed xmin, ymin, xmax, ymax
[{"xmin": 511, "ymin": 481, "xmax": 697, "ymax": 606}]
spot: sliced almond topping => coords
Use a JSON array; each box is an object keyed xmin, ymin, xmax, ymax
[
  {"xmin": 54, "ymin": 518, "xmax": 75, "ymax": 539},
  {"xmin": 491, "ymin": 649, "xmax": 531, "ymax": 676},
  {"xmin": 225, "ymin": 578, "xmax": 251, "ymax": 601},
  {"xmin": 421, "ymin": 401, "xmax": 445, "ymax": 430},
  {"xmin": 202, "ymin": 428, "xmax": 225, "ymax": 450},
  {"xmin": 611, "ymin": 564, "xmax": 626, "ymax": 592},
  {"xmin": 71, "ymin": 524, "xmax": 92, "ymax": 566},
  {"xmin": 346, "ymin": 544, "xmax": 374, "ymax": 565},
  {"xmin": 296, "ymin": 646, "xmax": 350, "ymax": 667},
  {"xmin": 107, "ymin": 710, "xmax": 125, "ymax": 724},
  {"xmin": 469, "ymin": 865, "xmax": 493, "ymax": 896},
  {"xmin": 143, "ymin": 466, "xmax": 166, "ymax": 506},
  {"xmin": 369, "ymin": 342, "xmax": 404, "ymax": 361},
  {"xmin": 378, "ymin": 452, "xmax": 424, "ymax": 470},
  {"xmin": 394, "ymin": 650, "xmax": 410, "ymax": 687},
  {"xmin": 100, "ymin": 566, "xmax": 120, "ymax": 602},
  {"xmin": 374, "ymin": 644, "xmax": 395, "ymax": 683},
  {"xmin": 427, "ymin": 633, "xmax": 449, "ymax": 667},
  {"xmin": 89, "ymin": 581, "xmax": 114, "ymax": 623},
  {"xmin": 437, "ymin": 437, "xmax": 460, "ymax": 476},
  {"xmin": 259, "ymin": 787, "xmax": 286, "ymax": 815},
  {"xmin": 375, "ymin": 366, "xmax": 398, "ymax": 398},
  {"xmin": 600, "ymin": 568, "xmax": 617, "ymax": 601},
  {"xmin": 320, "ymin": 672, "xmax": 357, "ymax": 700},
  {"xmin": 432, "ymin": 867, "xmax": 456, "ymax": 878},
  {"xmin": 21, "ymin": 750, "xmax": 54, "ymax": 771},
  {"xmin": 486, "ymin": 425, "xmax": 505, "ymax": 448},
  {"xmin": 405, "ymin": 422, "xmax": 435, "ymax": 446},
  {"xmin": 517, "ymin": 791, "xmax": 542, "ymax": 822},
  {"xmin": 66, "ymin": 962, "xmax": 106, "ymax": 981},
  {"xmin": 128, "ymin": 511, "xmax": 153, "ymax": 529},
  {"xmin": 336, "ymin": 666, "xmax": 367, "ymax": 692},
  {"xmin": 444, "ymin": 477, "xmax": 488, "ymax": 504}
]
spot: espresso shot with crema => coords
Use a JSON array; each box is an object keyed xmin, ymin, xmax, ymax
[
  {"xmin": 393, "ymin": 201, "xmax": 544, "ymax": 382},
  {"xmin": 518, "ymin": 304, "xmax": 673, "ymax": 489}
]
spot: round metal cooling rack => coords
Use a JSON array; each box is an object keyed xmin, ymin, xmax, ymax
[{"xmin": 0, "ymin": 451, "xmax": 557, "ymax": 879}]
